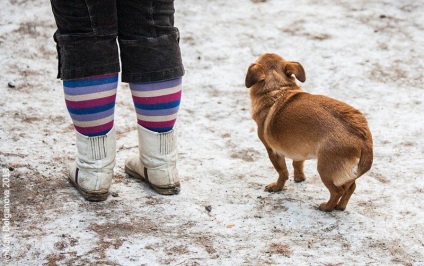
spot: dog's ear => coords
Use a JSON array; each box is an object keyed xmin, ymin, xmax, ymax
[
  {"xmin": 285, "ymin": 61, "xmax": 306, "ymax": 83},
  {"xmin": 245, "ymin": 63, "xmax": 265, "ymax": 88}
]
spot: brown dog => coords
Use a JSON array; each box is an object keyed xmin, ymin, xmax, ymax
[{"xmin": 245, "ymin": 53, "xmax": 373, "ymax": 212}]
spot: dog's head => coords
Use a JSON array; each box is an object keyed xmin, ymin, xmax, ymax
[{"xmin": 245, "ymin": 53, "xmax": 306, "ymax": 88}]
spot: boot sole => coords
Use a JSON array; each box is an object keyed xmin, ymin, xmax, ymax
[
  {"xmin": 68, "ymin": 178, "xmax": 109, "ymax": 202},
  {"xmin": 125, "ymin": 166, "xmax": 180, "ymax": 195}
]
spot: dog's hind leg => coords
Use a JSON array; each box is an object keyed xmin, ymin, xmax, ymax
[
  {"xmin": 293, "ymin": 160, "xmax": 306, "ymax": 182},
  {"xmin": 317, "ymin": 158, "xmax": 346, "ymax": 212},
  {"xmin": 319, "ymin": 181, "xmax": 344, "ymax": 212},
  {"xmin": 335, "ymin": 181, "xmax": 356, "ymax": 211}
]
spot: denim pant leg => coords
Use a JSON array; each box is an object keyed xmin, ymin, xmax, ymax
[
  {"xmin": 117, "ymin": 0, "xmax": 184, "ymax": 83},
  {"xmin": 50, "ymin": 0, "xmax": 120, "ymax": 80}
]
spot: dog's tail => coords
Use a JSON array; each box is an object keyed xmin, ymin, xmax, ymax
[{"xmin": 356, "ymin": 138, "xmax": 373, "ymax": 178}]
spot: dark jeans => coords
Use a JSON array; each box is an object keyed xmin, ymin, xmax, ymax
[{"xmin": 50, "ymin": 0, "xmax": 184, "ymax": 82}]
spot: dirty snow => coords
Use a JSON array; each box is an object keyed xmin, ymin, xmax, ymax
[{"xmin": 1, "ymin": 0, "xmax": 423, "ymax": 265}]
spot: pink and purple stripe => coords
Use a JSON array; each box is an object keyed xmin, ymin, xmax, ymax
[
  {"xmin": 64, "ymin": 73, "xmax": 118, "ymax": 136},
  {"xmin": 130, "ymin": 77, "xmax": 182, "ymax": 133}
]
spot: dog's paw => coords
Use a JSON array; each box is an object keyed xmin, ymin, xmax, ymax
[
  {"xmin": 294, "ymin": 175, "xmax": 306, "ymax": 183},
  {"xmin": 334, "ymin": 204, "xmax": 346, "ymax": 211},
  {"xmin": 265, "ymin": 182, "xmax": 283, "ymax": 193},
  {"xmin": 318, "ymin": 202, "xmax": 334, "ymax": 212}
]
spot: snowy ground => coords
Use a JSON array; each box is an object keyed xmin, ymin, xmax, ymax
[{"xmin": 1, "ymin": 0, "xmax": 424, "ymax": 265}]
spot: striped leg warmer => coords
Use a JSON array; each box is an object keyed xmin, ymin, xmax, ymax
[
  {"xmin": 64, "ymin": 73, "xmax": 118, "ymax": 137},
  {"xmin": 129, "ymin": 77, "xmax": 182, "ymax": 133}
]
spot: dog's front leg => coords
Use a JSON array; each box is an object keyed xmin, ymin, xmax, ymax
[
  {"xmin": 264, "ymin": 147, "xmax": 289, "ymax": 192},
  {"xmin": 293, "ymin": 160, "xmax": 306, "ymax": 182}
]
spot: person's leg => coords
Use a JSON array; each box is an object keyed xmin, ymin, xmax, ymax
[
  {"xmin": 129, "ymin": 77, "xmax": 182, "ymax": 133},
  {"xmin": 64, "ymin": 73, "xmax": 118, "ymax": 137},
  {"xmin": 118, "ymin": 0, "xmax": 184, "ymax": 194},
  {"xmin": 117, "ymin": 0, "xmax": 184, "ymax": 83},
  {"xmin": 50, "ymin": 0, "xmax": 119, "ymax": 201},
  {"xmin": 51, "ymin": 0, "xmax": 120, "ymax": 80}
]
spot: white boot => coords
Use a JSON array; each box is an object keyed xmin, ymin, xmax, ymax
[
  {"xmin": 125, "ymin": 125, "xmax": 180, "ymax": 195},
  {"xmin": 69, "ymin": 127, "xmax": 116, "ymax": 201}
]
